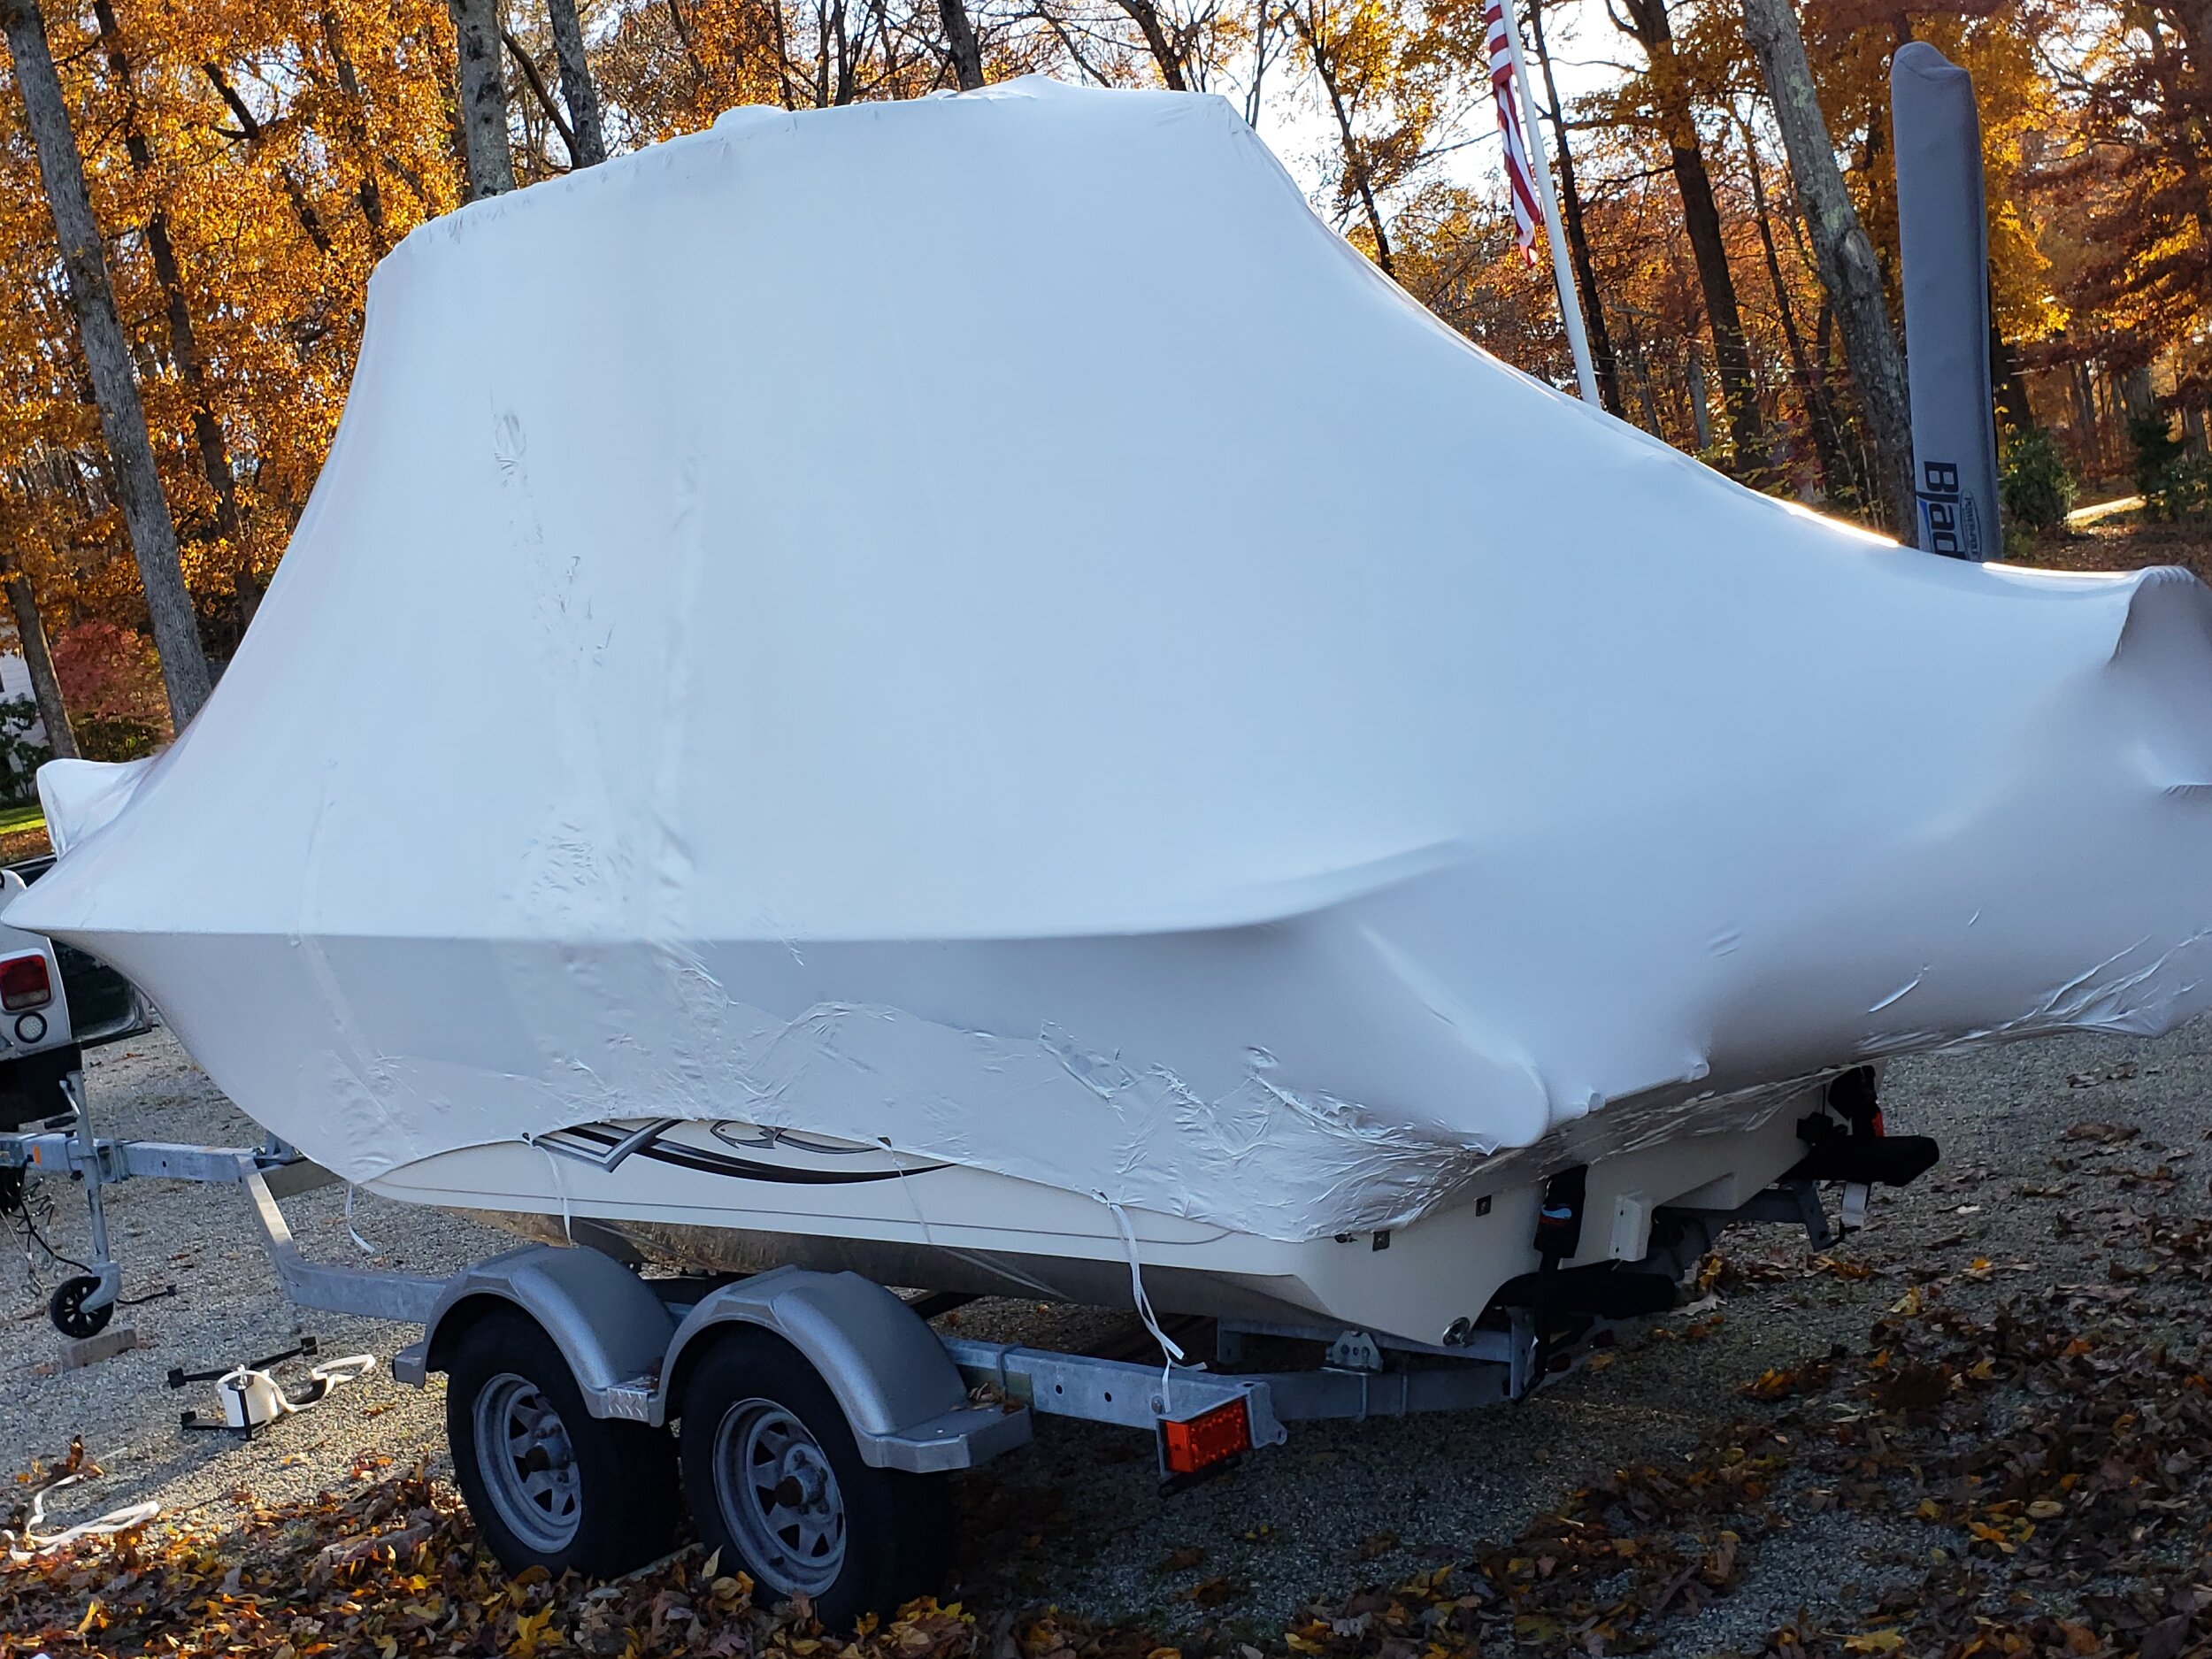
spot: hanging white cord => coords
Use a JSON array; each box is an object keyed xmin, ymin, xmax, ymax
[
  {"xmin": 342, "ymin": 1185, "xmax": 379, "ymax": 1257},
  {"xmin": 882, "ymin": 1139, "xmax": 937, "ymax": 1248},
  {"xmin": 522, "ymin": 1134, "xmax": 576, "ymax": 1244},
  {"xmin": 1101, "ymin": 1194, "xmax": 1186, "ymax": 1413}
]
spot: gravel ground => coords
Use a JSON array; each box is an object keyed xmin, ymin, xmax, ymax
[
  {"xmin": 2, "ymin": 1033, "xmax": 510, "ymax": 1524},
  {"xmin": 5, "ymin": 1019, "xmax": 2202, "ymax": 1647}
]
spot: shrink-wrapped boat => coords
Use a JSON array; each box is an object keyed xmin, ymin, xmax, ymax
[{"xmin": 14, "ymin": 77, "xmax": 2212, "ymax": 1348}]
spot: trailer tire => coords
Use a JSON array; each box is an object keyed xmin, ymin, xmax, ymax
[
  {"xmin": 447, "ymin": 1307, "xmax": 679, "ymax": 1579},
  {"xmin": 49, "ymin": 1274, "xmax": 112, "ymax": 1339},
  {"xmin": 679, "ymin": 1327, "xmax": 950, "ymax": 1627}
]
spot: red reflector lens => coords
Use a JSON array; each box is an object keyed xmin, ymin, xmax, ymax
[
  {"xmin": 0, "ymin": 953, "xmax": 51, "ymax": 1011},
  {"xmin": 1161, "ymin": 1397, "xmax": 1252, "ymax": 1475}
]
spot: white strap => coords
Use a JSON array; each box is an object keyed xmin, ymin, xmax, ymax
[
  {"xmin": 521, "ymin": 1133, "xmax": 576, "ymax": 1244},
  {"xmin": 5, "ymin": 1472, "xmax": 159, "ymax": 1558},
  {"xmin": 342, "ymin": 1184, "xmax": 379, "ymax": 1257},
  {"xmin": 1099, "ymin": 1194, "xmax": 1186, "ymax": 1409}
]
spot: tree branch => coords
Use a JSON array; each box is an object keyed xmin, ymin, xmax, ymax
[{"xmin": 502, "ymin": 27, "xmax": 577, "ymax": 161}]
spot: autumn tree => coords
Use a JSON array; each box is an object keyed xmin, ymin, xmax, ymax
[
  {"xmin": 1601, "ymin": 0, "xmax": 1767, "ymax": 469},
  {"xmin": 1740, "ymin": 0, "xmax": 1914, "ymax": 533},
  {"xmin": 0, "ymin": 0, "xmax": 211, "ymax": 724},
  {"xmin": 0, "ymin": 0, "xmax": 2188, "ymax": 687},
  {"xmin": 1525, "ymin": 0, "xmax": 1624, "ymax": 416},
  {"xmin": 2033, "ymin": 1, "xmax": 2212, "ymax": 420},
  {"xmin": 0, "ymin": 0, "xmax": 463, "ymax": 726},
  {"xmin": 1, "ymin": 552, "xmax": 74, "ymax": 759},
  {"xmin": 1280, "ymin": 0, "xmax": 1457, "ymax": 278}
]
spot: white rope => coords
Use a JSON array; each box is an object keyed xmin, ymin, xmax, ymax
[
  {"xmin": 1099, "ymin": 1194, "xmax": 1185, "ymax": 1410},
  {"xmin": 522, "ymin": 1133, "xmax": 575, "ymax": 1244},
  {"xmin": 882, "ymin": 1139, "xmax": 937, "ymax": 1248},
  {"xmin": 4, "ymin": 1473, "xmax": 159, "ymax": 1559},
  {"xmin": 342, "ymin": 1185, "xmax": 379, "ymax": 1257}
]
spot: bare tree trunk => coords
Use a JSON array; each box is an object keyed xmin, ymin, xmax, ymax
[
  {"xmin": 1244, "ymin": 0, "xmax": 1277, "ymax": 125},
  {"xmin": 1527, "ymin": 0, "xmax": 1622, "ymax": 418},
  {"xmin": 937, "ymin": 0, "xmax": 984, "ymax": 88},
  {"xmin": 1686, "ymin": 347, "xmax": 1713, "ymax": 451},
  {"xmin": 449, "ymin": 0, "xmax": 516, "ymax": 198},
  {"xmin": 1812, "ymin": 293, "xmax": 1870, "ymax": 504},
  {"xmin": 1617, "ymin": 0, "xmax": 1765, "ymax": 471},
  {"xmin": 91, "ymin": 0, "xmax": 242, "ymax": 570},
  {"xmin": 546, "ymin": 0, "xmax": 606, "ymax": 165},
  {"xmin": 1296, "ymin": 17, "xmax": 1394, "ymax": 277},
  {"xmin": 1622, "ymin": 315, "xmax": 1663, "ymax": 434},
  {"xmin": 1746, "ymin": 134, "xmax": 1844, "ymax": 496},
  {"xmin": 1114, "ymin": 0, "xmax": 1187, "ymax": 88},
  {"xmin": 2071, "ymin": 360, "xmax": 2101, "ymax": 469},
  {"xmin": 4, "ymin": 567, "xmax": 75, "ymax": 761},
  {"xmin": 504, "ymin": 27, "xmax": 577, "ymax": 157},
  {"xmin": 0, "ymin": 0, "xmax": 211, "ymax": 728},
  {"xmin": 1740, "ymin": 0, "xmax": 1916, "ymax": 537},
  {"xmin": 2124, "ymin": 365, "xmax": 2156, "ymax": 424},
  {"xmin": 1988, "ymin": 315, "xmax": 2032, "ymax": 435}
]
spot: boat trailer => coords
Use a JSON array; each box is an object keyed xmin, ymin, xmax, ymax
[{"xmin": 2, "ymin": 1067, "xmax": 1889, "ymax": 1624}]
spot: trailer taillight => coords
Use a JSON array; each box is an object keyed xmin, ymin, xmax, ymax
[
  {"xmin": 1160, "ymin": 1396, "xmax": 1252, "ymax": 1476},
  {"xmin": 0, "ymin": 953, "xmax": 51, "ymax": 1011}
]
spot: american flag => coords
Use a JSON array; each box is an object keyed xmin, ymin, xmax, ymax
[{"xmin": 1485, "ymin": 0, "xmax": 1541, "ymax": 266}]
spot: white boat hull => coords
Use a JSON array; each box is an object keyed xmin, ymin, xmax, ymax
[{"xmin": 369, "ymin": 1078, "xmax": 1825, "ymax": 1345}]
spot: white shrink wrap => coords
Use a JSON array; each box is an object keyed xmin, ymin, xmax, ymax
[{"xmin": 16, "ymin": 79, "xmax": 2212, "ymax": 1243}]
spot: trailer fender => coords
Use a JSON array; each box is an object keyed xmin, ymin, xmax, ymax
[
  {"xmin": 397, "ymin": 1245, "xmax": 676, "ymax": 1421},
  {"xmin": 660, "ymin": 1266, "xmax": 1030, "ymax": 1473}
]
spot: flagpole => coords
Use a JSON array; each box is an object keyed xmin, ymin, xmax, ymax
[{"xmin": 1499, "ymin": 1, "xmax": 1601, "ymax": 408}]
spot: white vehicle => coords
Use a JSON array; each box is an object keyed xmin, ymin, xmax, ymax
[
  {"xmin": 0, "ymin": 856, "xmax": 156, "ymax": 1117},
  {"xmin": 0, "ymin": 855, "xmax": 155, "ymax": 1333},
  {"xmin": 0, "ymin": 867, "xmax": 82, "ymax": 1117}
]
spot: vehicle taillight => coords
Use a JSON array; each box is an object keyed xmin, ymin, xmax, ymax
[
  {"xmin": 1, "ymin": 953, "xmax": 52, "ymax": 1011},
  {"xmin": 1160, "ymin": 1396, "xmax": 1252, "ymax": 1476}
]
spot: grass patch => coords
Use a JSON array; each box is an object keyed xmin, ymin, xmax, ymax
[{"xmin": 0, "ymin": 801, "xmax": 43, "ymax": 838}]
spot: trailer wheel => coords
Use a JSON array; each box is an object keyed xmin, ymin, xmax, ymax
[
  {"xmin": 447, "ymin": 1307, "xmax": 679, "ymax": 1578},
  {"xmin": 49, "ymin": 1274, "xmax": 111, "ymax": 1339},
  {"xmin": 679, "ymin": 1328, "xmax": 949, "ymax": 1627}
]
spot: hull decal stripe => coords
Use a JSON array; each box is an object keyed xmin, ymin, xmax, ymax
[{"xmin": 543, "ymin": 1124, "xmax": 947, "ymax": 1186}]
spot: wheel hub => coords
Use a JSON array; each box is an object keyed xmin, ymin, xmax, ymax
[
  {"xmin": 715, "ymin": 1399, "xmax": 847, "ymax": 1597},
  {"xmin": 473, "ymin": 1373, "xmax": 582, "ymax": 1554}
]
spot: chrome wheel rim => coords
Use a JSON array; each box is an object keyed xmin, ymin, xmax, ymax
[
  {"xmin": 713, "ymin": 1397, "xmax": 847, "ymax": 1597},
  {"xmin": 473, "ymin": 1372, "xmax": 582, "ymax": 1554}
]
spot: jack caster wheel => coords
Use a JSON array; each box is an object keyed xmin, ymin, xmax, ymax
[
  {"xmin": 447, "ymin": 1307, "xmax": 680, "ymax": 1578},
  {"xmin": 49, "ymin": 1274, "xmax": 111, "ymax": 1340},
  {"xmin": 680, "ymin": 1327, "xmax": 950, "ymax": 1629}
]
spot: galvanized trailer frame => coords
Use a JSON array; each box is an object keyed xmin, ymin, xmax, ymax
[{"xmin": 1, "ymin": 1064, "xmax": 1858, "ymax": 1621}]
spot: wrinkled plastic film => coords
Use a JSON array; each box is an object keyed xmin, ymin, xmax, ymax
[{"xmin": 13, "ymin": 80, "xmax": 2212, "ymax": 1246}]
